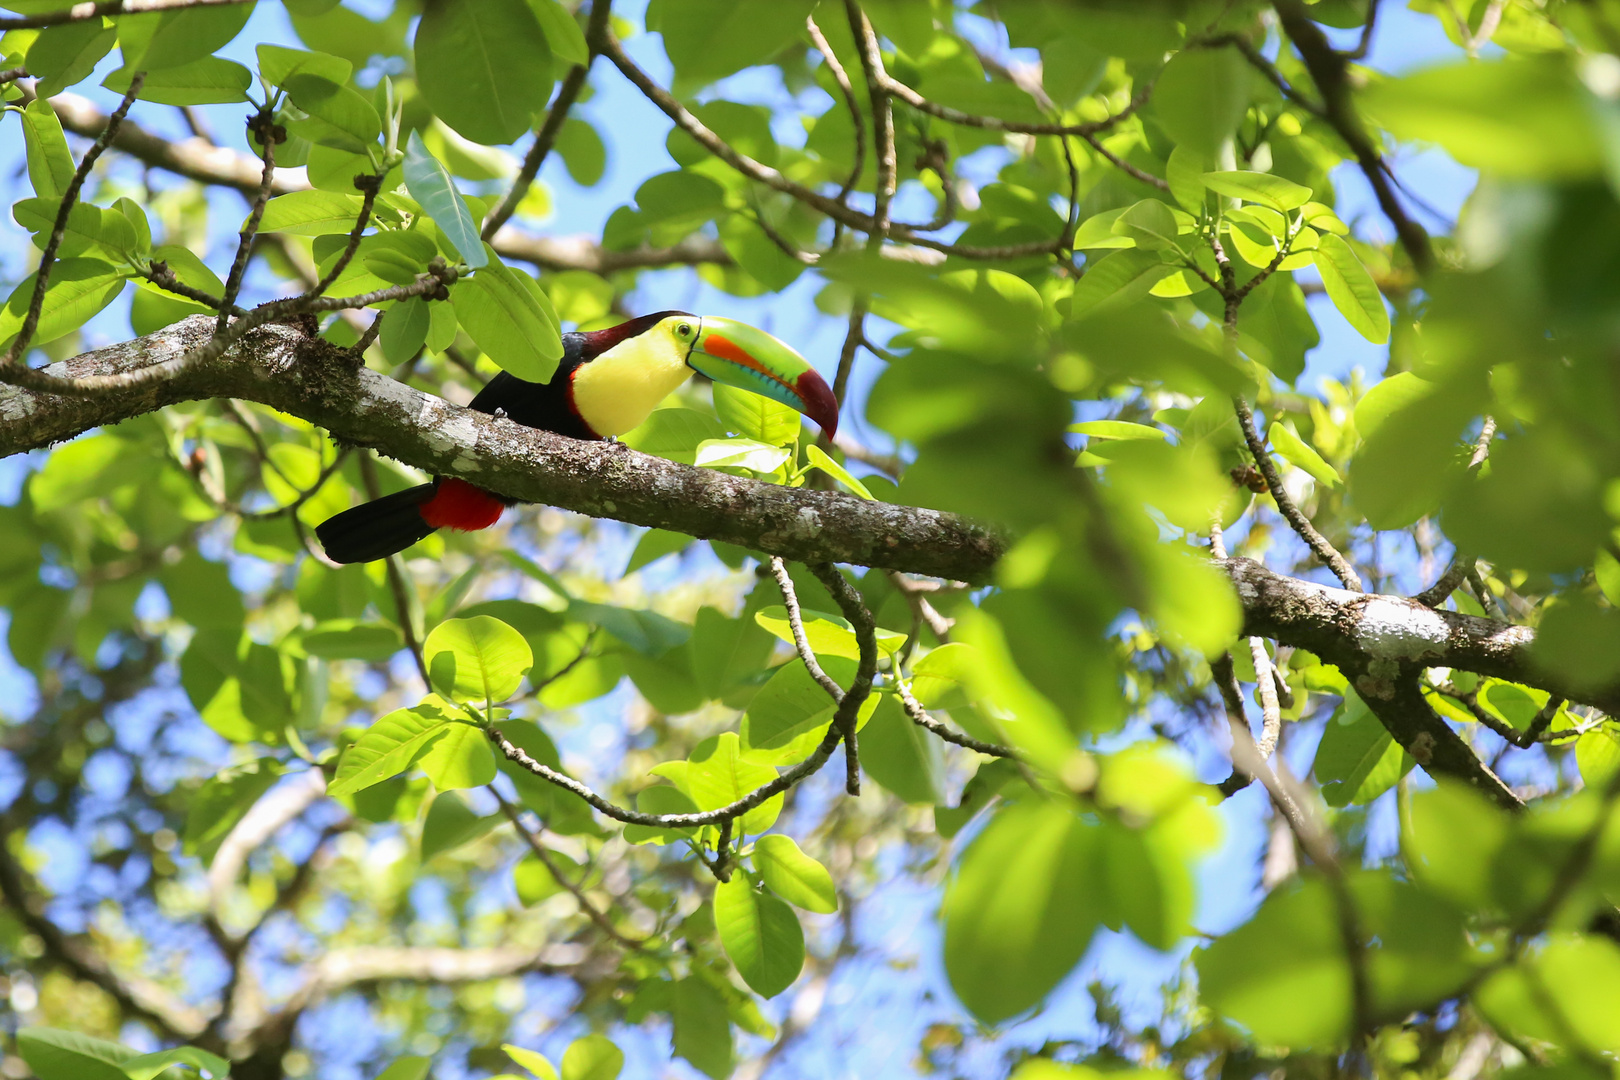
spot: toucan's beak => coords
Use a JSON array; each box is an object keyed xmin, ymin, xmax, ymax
[{"xmin": 686, "ymin": 317, "xmax": 839, "ymax": 440}]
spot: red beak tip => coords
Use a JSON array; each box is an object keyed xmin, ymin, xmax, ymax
[{"xmin": 797, "ymin": 370, "xmax": 840, "ymax": 441}]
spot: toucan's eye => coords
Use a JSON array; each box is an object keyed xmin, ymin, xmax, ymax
[{"xmin": 677, "ymin": 323, "xmax": 693, "ymax": 337}]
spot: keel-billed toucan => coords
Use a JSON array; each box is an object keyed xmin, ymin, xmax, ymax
[{"xmin": 315, "ymin": 311, "xmax": 838, "ymax": 564}]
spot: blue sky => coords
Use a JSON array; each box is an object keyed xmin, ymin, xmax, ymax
[{"xmin": 0, "ymin": 2, "xmax": 1487, "ymax": 1077}]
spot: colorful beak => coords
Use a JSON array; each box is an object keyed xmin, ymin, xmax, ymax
[{"xmin": 686, "ymin": 317, "xmax": 839, "ymax": 440}]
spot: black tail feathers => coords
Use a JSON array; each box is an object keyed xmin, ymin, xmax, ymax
[{"xmin": 315, "ymin": 483, "xmax": 438, "ymax": 564}]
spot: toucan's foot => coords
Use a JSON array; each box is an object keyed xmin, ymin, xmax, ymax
[{"xmin": 492, "ymin": 407, "xmax": 508, "ymax": 419}]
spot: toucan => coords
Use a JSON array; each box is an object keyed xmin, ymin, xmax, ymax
[{"xmin": 314, "ymin": 311, "xmax": 839, "ymax": 564}]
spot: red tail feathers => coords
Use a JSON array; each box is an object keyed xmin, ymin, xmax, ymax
[{"xmin": 315, "ymin": 479, "xmax": 505, "ymax": 564}]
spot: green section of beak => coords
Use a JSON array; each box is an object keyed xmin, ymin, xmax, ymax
[{"xmin": 688, "ymin": 317, "xmax": 840, "ymax": 438}]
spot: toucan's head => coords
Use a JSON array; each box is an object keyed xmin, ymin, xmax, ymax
[{"xmin": 572, "ymin": 311, "xmax": 839, "ymax": 440}]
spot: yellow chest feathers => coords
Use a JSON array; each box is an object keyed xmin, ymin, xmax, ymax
[{"xmin": 568, "ymin": 331, "xmax": 695, "ymax": 437}]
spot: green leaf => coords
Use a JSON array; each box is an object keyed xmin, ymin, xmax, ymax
[
  {"xmin": 626, "ymin": 528, "xmax": 691, "ymax": 574},
  {"xmin": 560, "ymin": 1034, "xmax": 623, "ymax": 1080},
  {"xmin": 421, "ymin": 789, "xmax": 497, "ymax": 858},
  {"xmin": 1200, "ymin": 170, "xmax": 1313, "ymax": 212},
  {"xmin": 693, "ymin": 437, "xmax": 791, "ymax": 473},
  {"xmin": 942, "ymin": 800, "xmax": 1102, "ymax": 1024},
  {"xmin": 103, "ymin": 56, "xmax": 252, "ymax": 105},
  {"xmin": 0, "ymin": 258, "xmax": 126, "ymax": 352},
  {"xmin": 378, "ymin": 294, "xmax": 429, "ymax": 364},
  {"xmin": 754, "ymin": 606, "xmax": 904, "ymax": 659},
  {"xmin": 14, "ymin": 196, "xmax": 108, "ymax": 260},
  {"xmin": 116, "ymin": 3, "xmax": 252, "ymax": 69},
  {"xmin": 122, "ymin": 1046, "xmax": 231, "ymax": 1080},
  {"xmin": 27, "ymin": 20, "xmax": 117, "ymax": 97},
  {"xmin": 256, "ymin": 190, "xmax": 369, "ymax": 236},
  {"xmin": 1153, "ymin": 45, "xmax": 1249, "ymax": 154},
  {"xmin": 1071, "ymin": 207, "xmax": 1135, "ymax": 250},
  {"xmin": 567, "ymin": 600, "xmax": 690, "ymax": 656},
  {"xmin": 684, "ymin": 732, "xmax": 782, "ymax": 834},
  {"xmin": 404, "ymin": 131, "xmax": 487, "ymax": 267},
  {"xmin": 1312, "ymin": 233, "xmax": 1390, "ymax": 344},
  {"xmin": 281, "ymin": 72, "xmax": 381, "ymax": 152},
  {"xmin": 1313, "ymin": 690, "xmax": 1413, "ymax": 806},
  {"xmin": 715, "ymin": 875, "xmax": 806, "ymax": 998},
  {"xmin": 1478, "ymin": 934, "xmax": 1620, "ymax": 1054},
  {"xmin": 328, "ymin": 700, "xmax": 456, "ymax": 795},
  {"xmin": 300, "ymin": 619, "xmax": 403, "ymax": 661},
  {"xmin": 1268, "ymin": 421, "xmax": 1342, "ymax": 488},
  {"xmin": 181, "ymin": 758, "xmax": 284, "ymax": 865},
  {"xmin": 17, "ymin": 1028, "xmax": 136, "ymax": 1080},
  {"xmin": 754, "ymin": 834, "xmax": 837, "ymax": 913},
  {"xmin": 416, "ymin": 718, "xmax": 498, "ymax": 790},
  {"xmin": 528, "ymin": 0, "xmax": 588, "ymax": 66},
  {"xmin": 424, "ymin": 615, "xmax": 534, "ymax": 703},
  {"xmin": 1360, "ymin": 56, "xmax": 1604, "ymax": 179},
  {"xmin": 712, "ymin": 381, "xmax": 801, "ymax": 446},
  {"xmin": 651, "ymin": 0, "xmax": 819, "ymax": 86},
  {"xmin": 503, "ymin": 1044, "xmax": 558, "ymax": 1080},
  {"xmin": 555, "ymin": 118, "xmax": 606, "ymax": 186},
  {"xmin": 416, "ymin": 0, "xmax": 553, "ymax": 146},
  {"xmin": 1112, "ymin": 198, "xmax": 1183, "ymax": 251},
  {"xmin": 1070, "ymin": 420, "xmax": 1167, "ymax": 442},
  {"xmin": 803, "ymin": 444, "xmax": 873, "ymax": 499},
  {"xmin": 1069, "ymin": 249, "xmax": 1177, "ymax": 320},
  {"xmin": 622, "ymin": 784, "xmax": 701, "ymax": 845},
  {"xmin": 451, "ymin": 256, "xmax": 563, "ymax": 382},
  {"xmin": 21, "ymin": 99, "xmax": 75, "ymax": 199},
  {"xmin": 1200, "ymin": 871, "xmax": 1473, "ymax": 1047},
  {"xmin": 858, "ymin": 693, "xmax": 946, "ymax": 805},
  {"xmin": 256, "ymin": 43, "xmax": 352, "ymax": 87},
  {"xmin": 688, "ymin": 605, "xmax": 775, "ymax": 701},
  {"xmin": 373, "ymin": 1058, "xmax": 432, "ymax": 1080},
  {"xmin": 621, "ymin": 408, "xmax": 729, "ymax": 464},
  {"xmin": 1403, "ymin": 779, "xmax": 1512, "ymax": 911},
  {"xmin": 671, "ymin": 976, "xmax": 734, "ymax": 1080}
]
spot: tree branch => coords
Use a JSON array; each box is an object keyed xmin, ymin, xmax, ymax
[
  {"xmin": 1274, "ymin": 0, "xmax": 1436, "ymax": 273},
  {"xmin": 0, "ymin": 0, "xmax": 252, "ymax": 31}
]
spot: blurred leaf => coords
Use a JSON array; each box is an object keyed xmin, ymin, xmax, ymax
[
  {"xmin": 420, "ymin": 790, "xmax": 497, "ymax": 858},
  {"xmin": 560, "ymin": 1034, "xmax": 623, "ymax": 1080},
  {"xmin": 1314, "ymin": 690, "xmax": 1413, "ymax": 806},
  {"xmin": 1154, "ymin": 46, "xmax": 1249, "ymax": 154},
  {"xmin": 651, "ymin": 0, "xmax": 817, "ymax": 85},
  {"xmin": 943, "ymin": 799, "xmax": 1102, "ymax": 1023},
  {"xmin": 859, "ymin": 693, "xmax": 946, "ymax": 804},
  {"xmin": 182, "ymin": 759, "xmax": 284, "ymax": 865},
  {"xmin": 1269, "ymin": 421, "xmax": 1341, "ymax": 487},
  {"xmin": 672, "ymin": 976, "xmax": 734, "ymax": 1079},
  {"xmin": 1361, "ymin": 56, "xmax": 1603, "ymax": 179},
  {"xmin": 16, "ymin": 1028, "xmax": 134, "ymax": 1080}
]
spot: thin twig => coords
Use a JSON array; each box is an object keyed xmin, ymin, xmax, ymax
[
  {"xmin": 216, "ymin": 110, "xmax": 277, "ymax": 330},
  {"xmin": 845, "ymin": 0, "xmax": 895, "ymax": 241},
  {"xmin": 1, "ymin": 73, "xmax": 144, "ymax": 367},
  {"xmin": 769, "ymin": 557, "xmax": 845, "ymax": 704},
  {"xmin": 1275, "ymin": 1, "xmax": 1435, "ymax": 273},
  {"xmin": 488, "ymin": 722, "xmax": 844, "ymax": 827},
  {"xmin": 481, "ymin": 0, "xmax": 614, "ymax": 240},
  {"xmin": 894, "ymin": 676, "xmax": 1016, "ymax": 759},
  {"xmin": 306, "ymin": 176, "xmax": 381, "ymax": 301},
  {"xmin": 1249, "ymin": 637, "xmax": 1283, "ymax": 761},
  {"xmin": 880, "ymin": 69, "xmax": 1153, "ymax": 137},
  {"xmin": 806, "ymin": 13, "xmax": 865, "ymax": 212},
  {"xmin": 492, "ymin": 788, "xmax": 648, "ymax": 950},
  {"xmin": 1232, "ymin": 395, "xmax": 1363, "ymax": 591},
  {"xmin": 1415, "ymin": 416, "xmax": 1496, "ymax": 607},
  {"xmin": 810, "ymin": 563, "xmax": 877, "ymax": 796}
]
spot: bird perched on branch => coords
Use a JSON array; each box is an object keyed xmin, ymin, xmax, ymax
[{"xmin": 315, "ymin": 311, "xmax": 838, "ymax": 563}]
